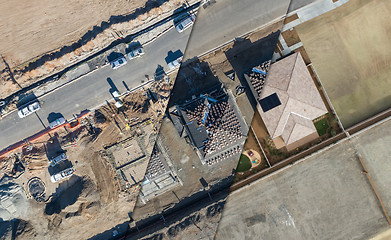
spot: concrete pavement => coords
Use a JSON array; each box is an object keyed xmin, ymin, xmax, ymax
[
  {"xmin": 288, "ymin": 0, "xmax": 319, "ymax": 12},
  {"xmin": 0, "ymin": 27, "xmax": 191, "ymax": 150},
  {"xmin": 216, "ymin": 138, "xmax": 390, "ymax": 240}
]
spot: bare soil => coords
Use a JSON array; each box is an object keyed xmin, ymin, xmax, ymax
[
  {"xmin": 0, "ymin": 0, "xmax": 188, "ymax": 100},
  {"xmin": 0, "ymin": 78, "xmax": 175, "ymax": 239},
  {"xmin": 0, "ymin": 0, "xmax": 146, "ymax": 67},
  {"xmin": 281, "ymin": 27, "xmax": 301, "ymax": 47},
  {"xmin": 296, "ymin": 0, "xmax": 391, "ymax": 128},
  {"xmin": 284, "ymin": 13, "xmax": 299, "ymax": 24}
]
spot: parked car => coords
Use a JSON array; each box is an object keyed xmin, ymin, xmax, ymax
[
  {"xmin": 110, "ymin": 56, "xmax": 127, "ymax": 69},
  {"xmin": 49, "ymin": 153, "xmax": 67, "ymax": 167},
  {"xmin": 248, "ymin": 151, "xmax": 254, "ymax": 157},
  {"xmin": 175, "ymin": 14, "xmax": 196, "ymax": 33},
  {"xmin": 49, "ymin": 117, "xmax": 66, "ymax": 129},
  {"xmin": 50, "ymin": 167, "xmax": 75, "ymax": 183},
  {"xmin": 18, "ymin": 101, "xmax": 41, "ymax": 118},
  {"xmin": 127, "ymin": 46, "xmax": 145, "ymax": 60},
  {"xmin": 115, "ymin": 100, "xmax": 123, "ymax": 108},
  {"xmin": 112, "ymin": 90, "xmax": 121, "ymax": 98},
  {"xmin": 167, "ymin": 56, "xmax": 183, "ymax": 70}
]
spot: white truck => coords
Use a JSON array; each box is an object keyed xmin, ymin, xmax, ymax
[
  {"xmin": 18, "ymin": 101, "xmax": 41, "ymax": 118},
  {"xmin": 175, "ymin": 14, "xmax": 196, "ymax": 33},
  {"xmin": 50, "ymin": 167, "xmax": 75, "ymax": 183},
  {"xmin": 127, "ymin": 46, "xmax": 145, "ymax": 60},
  {"xmin": 168, "ymin": 56, "xmax": 183, "ymax": 70}
]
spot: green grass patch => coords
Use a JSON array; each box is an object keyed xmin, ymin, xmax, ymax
[
  {"xmin": 314, "ymin": 118, "xmax": 329, "ymax": 136},
  {"xmin": 236, "ymin": 154, "xmax": 252, "ymax": 172}
]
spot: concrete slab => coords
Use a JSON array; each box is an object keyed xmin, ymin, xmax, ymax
[{"xmin": 216, "ymin": 140, "xmax": 389, "ymax": 240}]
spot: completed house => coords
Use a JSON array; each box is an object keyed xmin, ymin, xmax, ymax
[{"xmin": 257, "ymin": 52, "xmax": 328, "ymax": 151}]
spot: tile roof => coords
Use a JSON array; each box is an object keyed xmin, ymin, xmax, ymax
[{"xmin": 259, "ymin": 52, "xmax": 327, "ymax": 141}]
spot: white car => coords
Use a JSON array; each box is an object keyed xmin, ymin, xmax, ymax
[
  {"xmin": 49, "ymin": 153, "xmax": 67, "ymax": 167},
  {"xmin": 168, "ymin": 56, "xmax": 183, "ymax": 70},
  {"xmin": 127, "ymin": 47, "xmax": 145, "ymax": 60},
  {"xmin": 112, "ymin": 90, "xmax": 121, "ymax": 98},
  {"xmin": 115, "ymin": 100, "xmax": 123, "ymax": 108},
  {"xmin": 50, "ymin": 167, "xmax": 75, "ymax": 183},
  {"xmin": 175, "ymin": 14, "xmax": 195, "ymax": 33},
  {"xmin": 110, "ymin": 56, "xmax": 127, "ymax": 69},
  {"xmin": 18, "ymin": 101, "xmax": 41, "ymax": 118},
  {"xmin": 49, "ymin": 117, "xmax": 66, "ymax": 129}
]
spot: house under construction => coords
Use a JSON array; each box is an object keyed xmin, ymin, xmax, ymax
[{"xmin": 169, "ymin": 84, "xmax": 248, "ymax": 166}]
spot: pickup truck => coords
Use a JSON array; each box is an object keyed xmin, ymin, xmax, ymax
[
  {"xmin": 127, "ymin": 46, "xmax": 145, "ymax": 60},
  {"xmin": 50, "ymin": 167, "xmax": 75, "ymax": 183},
  {"xmin": 168, "ymin": 56, "xmax": 183, "ymax": 70},
  {"xmin": 18, "ymin": 101, "xmax": 41, "ymax": 118},
  {"xmin": 49, "ymin": 117, "xmax": 66, "ymax": 129},
  {"xmin": 110, "ymin": 56, "xmax": 127, "ymax": 69},
  {"xmin": 49, "ymin": 153, "xmax": 67, "ymax": 167},
  {"xmin": 175, "ymin": 14, "xmax": 196, "ymax": 33}
]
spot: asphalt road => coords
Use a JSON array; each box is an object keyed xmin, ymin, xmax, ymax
[
  {"xmin": 0, "ymin": 0, "xmax": 319, "ymax": 150},
  {"xmin": 183, "ymin": 0, "xmax": 319, "ymax": 59},
  {"xmin": 0, "ymin": 26, "xmax": 191, "ymax": 150},
  {"xmin": 183, "ymin": 0, "xmax": 291, "ymax": 59},
  {"xmin": 288, "ymin": 0, "xmax": 319, "ymax": 12}
]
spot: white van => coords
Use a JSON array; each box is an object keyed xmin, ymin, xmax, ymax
[{"xmin": 175, "ymin": 14, "xmax": 195, "ymax": 33}]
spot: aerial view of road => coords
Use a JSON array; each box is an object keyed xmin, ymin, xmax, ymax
[
  {"xmin": 4, "ymin": 0, "xmax": 390, "ymax": 239},
  {"xmin": 184, "ymin": 0, "xmax": 291, "ymax": 59},
  {"xmin": 0, "ymin": 0, "xmax": 318, "ymax": 152},
  {"xmin": 0, "ymin": 26, "xmax": 191, "ymax": 151},
  {"xmin": 184, "ymin": 0, "xmax": 318, "ymax": 59}
]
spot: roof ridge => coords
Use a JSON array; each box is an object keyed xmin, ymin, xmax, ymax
[
  {"xmin": 286, "ymin": 52, "xmax": 299, "ymax": 93},
  {"xmin": 291, "ymin": 111, "xmax": 312, "ymax": 121},
  {"xmin": 272, "ymin": 96, "xmax": 290, "ymax": 137},
  {"xmin": 273, "ymin": 53, "xmax": 299, "ymax": 137}
]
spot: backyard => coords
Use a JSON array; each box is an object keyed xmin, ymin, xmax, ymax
[
  {"xmin": 236, "ymin": 154, "xmax": 252, "ymax": 173},
  {"xmin": 296, "ymin": 0, "xmax": 391, "ymax": 128}
]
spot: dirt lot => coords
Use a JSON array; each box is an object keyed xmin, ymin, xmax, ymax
[
  {"xmin": 296, "ymin": 0, "xmax": 391, "ymax": 128},
  {"xmin": 132, "ymin": 199, "xmax": 226, "ymax": 240},
  {"xmin": 0, "ymin": 119, "xmax": 135, "ymax": 239},
  {"xmin": 0, "ymin": 0, "xmax": 146, "ymax": 67},
  {"xmin": 132, "ymin": 117, "xmax": 238, "ymax": 221},
  {"xmin": 0, "ymin": 77, "xmax": 175, "ymax": 239},
  {"xmin": 0, "ymin": 0, "xmax": 188, "ymax": 100}
]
